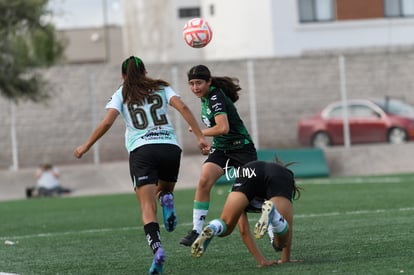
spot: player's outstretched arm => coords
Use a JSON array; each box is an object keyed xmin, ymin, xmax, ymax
[
  {"xmin": 169, "ymin": 96, "xmax": 209, "ymax": 153},
  {"xmin": 74, "ymin": 109, "xmax": 119, "ymax": 158},
  {"xmin": 237, "ymin": 213, "xmax": 278, "ymax": 267}
]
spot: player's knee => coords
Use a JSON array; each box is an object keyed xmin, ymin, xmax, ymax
[{"xmin": 197, "ymin": 177, "xmax": 215, "ymax": 192}]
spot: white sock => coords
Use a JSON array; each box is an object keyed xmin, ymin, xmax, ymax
[
  {"xmin": 267, "ymin": 224, "xmax": 275, "ymax": 242},
  {"xmin": 208, "ymin": 219, "xmax": 226, "ymax": 236},
  {"xmin": 193, "ymin": 209, "xmax": 208, "ymax": 234},
  {"xmin": 271, "ymin": 208, "xmax": 288, "ymax": 235}
]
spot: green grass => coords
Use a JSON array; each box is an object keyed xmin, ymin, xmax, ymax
[{"xmin": 1, "ymin": 174, "xmax": 414, "ymax": 274}]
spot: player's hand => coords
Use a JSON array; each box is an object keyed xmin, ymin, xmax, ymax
[
  {"xmin": 201, "ymin": 147, "xmax": 210, "ymax": 155},
  {"xmin": 188, "ymin": 126, "xmax": 193, "ymax": 132},
  {"xmin": 277, "ymin": 259, "xmax": 302, "ymax": 264},
  {"xmin": 198, "ymin": 141, "xmax": 210, "ymax": 155},
  {"xmin": 74, "ymin": 145, "xmax": 89, "ymax": 159},
  {"xmin": 257, "ymin": 259, "xmax": 278, "ymax": 267}
]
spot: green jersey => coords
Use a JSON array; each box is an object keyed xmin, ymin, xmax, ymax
[{"xmin": 200, "ymin": 86, "xmax": 253, "ymax": 150}]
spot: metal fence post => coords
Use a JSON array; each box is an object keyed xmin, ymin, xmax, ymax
[
  {"xmin": 247, "ymin": 60, "xmax": 259, "ymax": 148},
  {"xmin": 339, "ymin": 55, "xmax": 351, "ymax": 148},
  {"xmin": 10, "ymin": 99, "xmax": 19, "ymax": 171},
  {"xmin": 171, "ymin": 66, "xmax": 183, "ymax": 151},
  {"xmin": 89, "ymin": 73, "xmax": 100, "ymax": 164}
]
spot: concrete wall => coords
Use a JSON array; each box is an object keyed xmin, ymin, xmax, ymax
[
  {"xmin": 1, "ymin": 142, "xmax": 412, "ymax": 202},
  {"xmin": 0, "ymin": 50, "xmax": 413, "ymax": 169},
  {"xmin": 325, "ymin": 143, "xmax": 414, "ymax": 176}
]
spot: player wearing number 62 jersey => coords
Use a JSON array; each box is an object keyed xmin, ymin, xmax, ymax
[
  {"xmin": 74, "ymin": 56, "xmax": 209, "ymax": 275},
  {"xmin": 106, "ymin": 85, "xmax": 181, "ymax": 151}
]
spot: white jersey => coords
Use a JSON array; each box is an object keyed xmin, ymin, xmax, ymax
[
  {"xmin": 106, "ymin": 86, "xmax": 181, "ymax": 152},
  {"xmin": 36, "ymin": 168, "xmax": 60, "ymax": 189},
  {"xmin": 105, "ymin": 86, "xmax": 179, "ymax": 152}
]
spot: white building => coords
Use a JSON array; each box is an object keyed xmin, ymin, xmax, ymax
[{"xmin": 122, "ymin": 0, "xmax": 414, "ymax": 63}]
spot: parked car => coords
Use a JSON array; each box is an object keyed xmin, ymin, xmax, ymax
[{"xmin": 298, "ymin": 97, "xmax": 414, "ymax": 148}]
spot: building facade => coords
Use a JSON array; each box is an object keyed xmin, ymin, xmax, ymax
[
  {"xmin": 58, "ymin": 25, "xmax": 124, "ymax": 64},
  {"xmin": 122, "ymin": 0, "xmax": 414, "ymax": 62}
]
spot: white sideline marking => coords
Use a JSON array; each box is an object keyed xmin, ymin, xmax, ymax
[
  {"xmin": 297, "ymin": 176, "xmax": 407, "ymax": 185},
  {"xmin": 1, "ymin": 207, "xmax": 413, "ymax": 242},
  {"xmin": 299, "ymin": 174, "xmax": 414, "ymax": 185}
]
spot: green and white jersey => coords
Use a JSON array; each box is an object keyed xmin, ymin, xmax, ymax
[
  {"xmin": 106, "ymin": 86, "xmax": 180, "ymax": 152},
  {"xmin": 201, "ymin": 86, "xmax": 253, "ymax": 150}
]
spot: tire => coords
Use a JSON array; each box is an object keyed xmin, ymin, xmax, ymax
[
  {"xmin": 311, "ymin": 132, "xmax": 331, "ymax": 148},
  {"xmin": 387, "ymin": 127, "xmax": 407, "ymax": 144}
]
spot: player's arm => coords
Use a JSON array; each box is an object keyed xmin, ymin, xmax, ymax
[
  {"xmin": 202, "ymin": 113, "xmax": 229, "ymax": 137},
  {"xmin": 237, "ymin": 212, "xmax": 278, "ymax": 267},
  {"xmin": 202, "ymin": 90, "xmax": 229, "ymax": 136},
  {"xmin": 169, "ymin": 96, "xmax": 209, "ymax": 152},
  {"xmin": 74, "ymin": 108, "xmax": 119, "ymax": 158}
]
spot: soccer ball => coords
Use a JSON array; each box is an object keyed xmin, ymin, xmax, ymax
[{"xmin": 183, "ymin": 18, "xmax": 212, "ymax": 48}]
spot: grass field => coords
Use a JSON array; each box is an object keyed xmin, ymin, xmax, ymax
[{"xmin": 1, "ymin": 173, "xmax": 414, "ymax": 275}]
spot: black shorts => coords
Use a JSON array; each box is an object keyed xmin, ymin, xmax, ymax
[
  {"xmin": 244, "ymin": 197, "xmax": 265, "ymax": 213},
  {"xmin": 129, "ymin": 144, "xmax": 182, "ymax": 188},
  {"xmin": 231, "ymin": 161, "xmax": 295, "ymax": 202},
  {"xmin": 205, "ymin": 142, "xmax": 257, "ymax": 169}
]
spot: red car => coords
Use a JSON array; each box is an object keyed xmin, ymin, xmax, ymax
[{"xmin": 298, "ymin": 98, "xmax": 414, "ymax": 147}]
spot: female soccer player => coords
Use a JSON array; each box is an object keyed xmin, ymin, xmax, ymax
[
  {"xmin": 73, "ymin": 56, "xmax": 208, "ymax": 275},
  {"xmin": 180, "ymin": 65, "xmax": 258, "ymax": 246},
  {"xmin": 191, "ymin": 160, "xmax": 301, "ymax": 267}
]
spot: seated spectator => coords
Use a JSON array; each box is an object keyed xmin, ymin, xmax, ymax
[{"xmin": 26, "ymin": 163, "xmax": 71, "ymax": 198}]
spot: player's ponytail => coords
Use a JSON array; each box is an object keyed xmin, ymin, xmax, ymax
[
  {"xmin": 211, "ymin": 77, "xmax": 240, "ymax": 103},
  {"xmin": 122, "ymin": 56, "xmax": 146, "ymax": 76},
  {"xmin": 274, "ymin": 156, "xmax": 302, "ymax": 200},
  {"xmin": 121, "ymin": 56, "xmax": 169, "ymax": 104}
]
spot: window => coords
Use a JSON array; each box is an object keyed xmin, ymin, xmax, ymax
[
  {"xmin": 384, "ymin": 0, "xmax": 414, "ymax": 17},
  {"xmin": 178, "ymin": 7, "xmax": 200, "ymax": 18},
  {"xmin": 210, "ymin": 4, "xmax": 215, "ymax": 16},
  {"xmin": 298, "ymin": 0, "xmax": 335, "ymax": 23},
  {"xmin": 349, "ymin": 105, "xmax": 378, "ymax": 118},
  {"xmin": 328, "ymin": 104, "xmax": 378, "ymax": 119},
  {"xmin": 328, "ymin": 105, "xmax": 346, "ymax": 118}
]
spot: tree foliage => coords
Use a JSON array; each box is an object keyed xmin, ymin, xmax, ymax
[{"xmin": 0, "ymin": 0, "xmax": 64, "ymax": 102}]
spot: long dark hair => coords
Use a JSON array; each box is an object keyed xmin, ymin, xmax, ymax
[
  {"xmin": 121, "ymin": 56, "xmax": 169, "ymax": 105},
  {"xmin": 274, "ymin": 156, "xmax": 302, "ymax": 200},
  {"xmin": 187, "ymin": 65, "xmax": 241, "ymax": 102}
]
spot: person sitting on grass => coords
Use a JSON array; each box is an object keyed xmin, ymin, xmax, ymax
[
  {"xmin": 191, "ymin": 159, "xmax": 301, "ymax": 266},
  {"xmin": 26, "ymin": 163, "xmax": 72, "ymax": 198}
]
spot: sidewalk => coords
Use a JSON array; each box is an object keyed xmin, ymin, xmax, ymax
[
  {"xmin": 0, "ymin": 154, "xmax": 206, "ymax": 202},
  {"xmin": 2, "ymin": 143, "xmax": 413, "ymax": 201}
]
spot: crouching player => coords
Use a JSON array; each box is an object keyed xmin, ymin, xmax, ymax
[{"xmin": 191, "ymin": 160, "xmax": 301, "ymax": 266}]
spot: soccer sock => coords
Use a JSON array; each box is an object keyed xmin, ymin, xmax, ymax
[
  {"xmin": 271, "ymin": 209, "xmax": 289, "ymax": 236},
  {"xmin": 159, "ymin": 191, "xmax": 172, "ymax": 199},
  {"xmin": 208, "ymin": 219, "xmax": 227, "ymax": 236},
  {"xmin": 193, "ymin": 201, "xmax": 210, "ymax": 234},
  {"xmin": 158, "ymin": 191, "xmax": 165, "ymax": 201},
  {"xmin": 267, "ymin": 224, "xmax": 275, "ymax": 243},
  {"xmin": 144, "ymin": 222, "xmax": 162, "ymax": 254}
]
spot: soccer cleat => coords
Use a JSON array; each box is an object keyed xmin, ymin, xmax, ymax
[
  {"xmin": 160, "ymin": 193, "xmax": 177, "ymax": 232},
  {"xmin": 148, "ymin": 247, "xmax": 166, "ymax": 275},
  {"xmin": 254, "ymin": 200, "xmax": 275, "ymax": 239},
  {"xmin": 179, "ymin": 230, "xmax": 199, "ymax": 246},
  {"xmin": 191, "ymin": 225, "xmax": 216, "ymax": 258}
]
